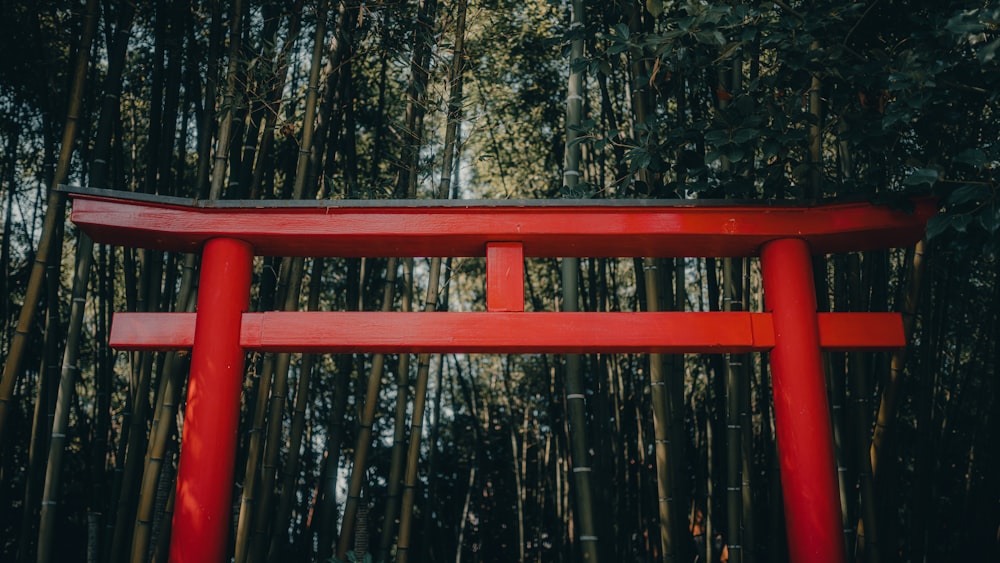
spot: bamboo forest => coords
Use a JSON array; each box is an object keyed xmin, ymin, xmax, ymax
[{"xmin": 1, "ymin": 0, "xmax": 999, "ymax": 562}]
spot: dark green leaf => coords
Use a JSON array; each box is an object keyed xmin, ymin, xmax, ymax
[
  {"xmin": 733, "ymin": 128, "xmax": 760, "ymax": 145},
  {"xmin": 946, "ymin": 184, "xmax": 991, "ymax": 206},
  {"xmin": 925, "ymin": 214, "xmax": 950, "ymax": 239},
  {"xmin": 761, "ymin": 138, "xmax": 780, "ymax": 159},
  {"xmin": 977, "ymin": 201, "xmax": 1000, "ymax": 234},
  {"xmin": 613, "ymin": 23, "xmax": 630, "ymax": 41},
  {"xmin": 903, "ymin": 168, "xmax": 939, "ymax": 187},
  {"xmin": 723, "ymin": 144, "xmax": 745, "ymax": 163},
  {"xmin": 627, "ymin": 147, "xmax": 652, "ymax": 172},
  {"xmin": 704, "ymin": 129, "xmax": 730, "ymax": 146},
  {"xmin": 954, "ymin": 149, "xmax": 987, "ymax": 168}
]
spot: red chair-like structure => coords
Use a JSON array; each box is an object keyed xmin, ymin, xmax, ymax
[{"xmin": 65, "ymin": 187, "xmax": 936, "ymax": 563}]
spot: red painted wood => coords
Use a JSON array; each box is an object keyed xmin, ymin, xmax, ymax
[
  {"xmin": 762, "ymin": 238, "xmax": 847, "ymax": 563},
  {"xmin": 169, "ymin": 238, "xmax": 252, "ymax": 563},
  {"xmin": 69, "ymin": 194, "xmax": 936, "ymax": 258},
  {"xmin": 67, "ymin": 191, "xmax": 932, "ymax": 563},
  {"xmin": 487, "ymin": 242, "xmax": 525, "ymax": 312},
  {"xmin": 108, "ymin": 311, "xmax": 903, "ymax": 353},
  {"xmin": 817, "ymin": 313, "xmax": 906, "ymax": 351}
]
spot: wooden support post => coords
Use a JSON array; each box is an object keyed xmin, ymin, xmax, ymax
[
  {"xmin": 761, "ymin": 238, "xmax": 847, "ymax": 563},
  {"xmin": 487, "ymin": 242, "xmax": 524, "ymax": 312},
  {"xmin": 169, "ymin": 238, "xmax": 253, "ymax": 563}
]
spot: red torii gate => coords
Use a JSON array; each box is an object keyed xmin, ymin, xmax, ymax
[{"xmin": 65, "ymin": 187, "xmax": 936, "ymax": 563}]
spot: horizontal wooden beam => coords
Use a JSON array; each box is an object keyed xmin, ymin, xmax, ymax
[
  {"xmin": 109, "ymin": 311, "xmax": 904, "ymax": 354},
  {"xmin": 68, "ymin": 191, "xmax": 936, "ymax": 258}
]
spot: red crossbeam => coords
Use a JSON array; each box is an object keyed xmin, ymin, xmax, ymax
[
  {"xmin": 70, "ymin": 191, "xmax": 935, "ymax": 257},
  {"xmin": 109, "ymin": 311, "xmax": 903, "ymax": 353}
]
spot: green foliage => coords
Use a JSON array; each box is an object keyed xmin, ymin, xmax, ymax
[
  {"xmin": 3, "ymin": 1, "xmax": 1000, "ymax": 562},
  {"xmin": 575, "ymin": 2, "xmax": 992, "ymax": 204}
]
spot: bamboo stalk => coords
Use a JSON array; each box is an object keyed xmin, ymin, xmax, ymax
[
  {"xmin": 267, "ymin": 258, "xmax": 324, "ymax": 559},
  {"xmin": 247, "ymin": 258, "xmax": 304, "ymax": 563},
  {"xmin": 310, "ymin": 358, "xmax": 359, "ymax": 560},
  {"xmin": 37, "ymin": 219, "xmax": 88, "ymax": 563},
  {"xmin": 129, "ymin": 350, "xmax": 185, "ymax": 563},
  {"xmin": 870, "ymin": 240, "xmax": 925, "ymax": 477},
  {"xmin": 207, "ymin": 0, "xmax": 244, "ymax": 200},
  {"xmin": 345, "ymin": 0, "xmax": 437, "ymax": 554},
  {"xmin": 233, "ymin": 326, "xmax": 278, "ymax": 562},
  {"xmin": 848, "ymin": 256, "xmax": 880, "ymax": 563},
  {"xmin": 108, "ymin": 259, "xmax": 164, "ymax": 563},
  {"xmin": 334, "ymin": 258, "xmax": 401, "ymax": 558},
  {"xmin": 0, "ymin": 0, "xmax": 98, "ymax": 449},
  {"xmin": 150, "ymin": 478, "xmax": 175, "ymax": 563},
  {"xmin": 107, "ymin": 4, "xmax": 176, "ymax": 552},
  {"xmin": 28, "ymin": 4, "xmax": 100, "ymax": 562},
  {"xmin": 89, "ymin": 242, "xmax": 114, "ymax": 562},
  {"xmin": 195, "ymin": 0, "xmax": 223, "ymax": 198},
  {"xmin": 18, "ymin": 235, "xmax": 63, "ymax": 563},
  {"xmin": 740, "ymin": 366, "xmax": 757, "ymax": 563},
  {"xmin": 396, "ymin": 0, "xmax": 438, "ymax": 199},
  {"xmin": 560, "ymin": 0, "xmax": 599, "ymax": 559},
  {"xmin": 807, "ymin": 42, "xmax": 823, "ymax": 200},
  {"xmin": 724, "ymin": 257, "xmax": 745, "ymax": 563},
  {"xmin": 644, "ymin": 258, "xmax": 678, "ymax": 563},
  {"xmin": 375, "ymin": 289, "xmax": 413, "ymax": 559},
  {"xmin": 93, "ymin": 4, "xmax": 167, "ymax": 556},
  {"xmin": 393, "ymin": 346, "xmax": 436, "ymax": 563},
  {"xmin": 395, "ymin": 5, "xmax": 466, "ymax": 560},
  {"xmin": 235, "ymin": 4, "xmax": 327, "ymax": 558}
]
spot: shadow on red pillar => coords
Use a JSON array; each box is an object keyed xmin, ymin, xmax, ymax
[
  {"xmin": 168, "ymin": 238, "xmax": 253, "ymax": 563},
  {"xmin": 761, "ymin": 238, "xmax": 848, "ymax": 563}
]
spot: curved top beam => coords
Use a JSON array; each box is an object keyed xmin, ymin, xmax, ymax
[{"xmin": 65, "ymin": 187, "xmax": 936, "ymax": 258}]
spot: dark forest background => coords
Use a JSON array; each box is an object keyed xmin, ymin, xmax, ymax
[{"xmin": 1, "ymin": 0, "xmax": 998, "ymax": 562}]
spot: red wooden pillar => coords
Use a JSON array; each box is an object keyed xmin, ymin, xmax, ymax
[
  {"xmin": 760, "ymin": 238, "xmax": 847, "ymax": 563},
  {"xmin": 169, "ymin": 238, "xmax": 253, "ymax": 563}
]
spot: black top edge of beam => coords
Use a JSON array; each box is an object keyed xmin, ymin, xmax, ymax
[{"xmin": 57, "ymin": 185, "xmax": 888, "ymax": 209}]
